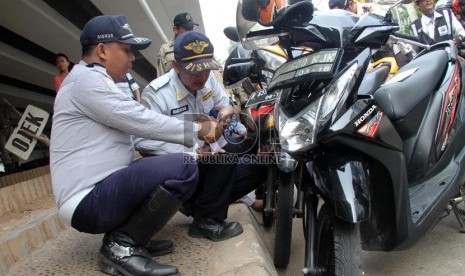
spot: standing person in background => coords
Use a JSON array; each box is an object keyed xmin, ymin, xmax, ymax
[
  {"xmin": 50, "ymin": 15, "xmax": 221, "ymax": 276},
  {"xmin": 411, "ymin": 0, "xmax": 465, "ymax": 44},
  {"xmin": 156, "ymin": 12, "xmax": 199, "ymax": 77},
  {"xmin": 328, "ymin": 0, "xmax": 385, "ymax": 15},
  {"xmin": 53, "ymin": 53, "xmax": 72, "ymax": 93},
  {"xmin": 116, "ymin": 72, "xmax": 142, "ymax": 102}
]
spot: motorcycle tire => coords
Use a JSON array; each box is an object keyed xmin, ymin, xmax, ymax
[
  {"xmin": 315, "ymin": 203, "xmax": 363, "ymax": 276},
  {"xmin": 273, "ymin": 171, "xmax": 294, "ymax": 268}
]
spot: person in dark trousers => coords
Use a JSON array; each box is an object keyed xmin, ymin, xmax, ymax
[
  {"xmin": 136, "ymin": 31, "xmax": 267, "ymax": 242},
  {"xmin": 50, "ymin": 15, "xmax": 221, "ymax": 276}
]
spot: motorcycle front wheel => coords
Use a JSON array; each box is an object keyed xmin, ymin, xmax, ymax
[
  {"xmin": 273, "ymin": 170, "xmax": 294, "ymax": 268},
  {"xmin": 315, "ymin": 203, "xmax": 363, "ymax": 276}
]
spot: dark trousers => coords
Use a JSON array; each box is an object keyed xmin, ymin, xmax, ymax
[
  {"xmin": 191, "ymin": 161, "xmax": 237, "ymax": 220},
  {"xmin": 229, "ymin": 162, "xmax": 267, "ymax": 203},
  {"xmin": 190, "ymin": 157, "xmax": 267, "ymax": 221},
  {"xmin": 71, "ymin": 153, "xmax": 198, "ymax": 234},
  {"xmin": 189, "ymin": 134, "xmax": 265, "ymax": 220}
]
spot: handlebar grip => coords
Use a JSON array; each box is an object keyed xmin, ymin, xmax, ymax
[
  {"xmin": 231, "ymin": 57, "xmax": 253, "ymax": 63},
  {"xmin": 392, "ymin": 32, "xmax": 420, "ymax": 43}
]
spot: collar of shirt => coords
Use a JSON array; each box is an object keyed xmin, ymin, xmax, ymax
[{"xmin": 421, "ymin": 11, "xmax": 443, "ymax": 38}]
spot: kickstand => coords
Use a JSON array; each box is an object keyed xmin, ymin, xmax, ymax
[{"xmin": 449, "ymin": 196, "xmax": 465, "ymax": 233}]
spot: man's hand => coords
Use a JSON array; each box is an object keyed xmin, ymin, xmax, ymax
[
  {"xmin": 196, "ymin": 144, "xmax": 225, "ymax": 156},
  {"xmin": 196, "ymin": 113, "xmax": 216, "ymax": 123},
  {"xmin": 217, "ymin": 106, "xmax": 235, "ymax": 128},
  {"xmin": 196, "ymin": 120, "xmax": 223, "ymax": 143}
]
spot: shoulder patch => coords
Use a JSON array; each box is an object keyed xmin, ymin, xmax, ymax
[
  {"xmin": 149, "ymin": 74, "xmax": 171, "ymax": 91},
  {"xmin": 98, "ymin": 75, "xmax": 120, "ymax": 93}
]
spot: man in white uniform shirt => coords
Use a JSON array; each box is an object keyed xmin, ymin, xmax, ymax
[
  {"xmin": 136, "ymin": 31, "xmax": 267, "ymax": 242},
  {"xmin": 411, "ymin": 0, "xmax": 465, "ymax": 44},
  {"xmin": 50, "ymin": 15, "xmax": 220, "ymax": 276}
]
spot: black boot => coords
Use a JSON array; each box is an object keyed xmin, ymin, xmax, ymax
[
  {"xmin": 99, "ymin": 186, "xmax": 182, "ymax": 276},
  {"xmin": 145, "ymin": 240, "xmax": 174, "ymax": 257},
  {"xmin": 99, "ymin": 233, "xmax": 178, "ymax": 276},
  {"xmin": 188, "ymin": 217, "xmax": 243, "ymax": 242}
]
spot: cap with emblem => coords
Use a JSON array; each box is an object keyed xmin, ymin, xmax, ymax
[
  {"xmin": 174, "ymin": 31, "xmax": 219, "ymax": 74},
  {"xmin": 173, "ymin": 12, "xmax": 199, "ymax": 31},
  {"xmin": 80, "ymin": 15, "xmax": 152, "ymax": 50}
]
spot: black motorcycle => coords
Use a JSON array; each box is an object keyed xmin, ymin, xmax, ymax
[
  {"xmin": 235, "ymin": 0, "xmax": 465, "ymax": 275},
  {"xmin": 223, "ymin": 26, "xmax": 301, "ymax": 268}
]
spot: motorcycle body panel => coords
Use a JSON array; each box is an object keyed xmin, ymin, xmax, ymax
[{"xmin": 308, "ymin": 157, "xmax": 371, "ymax": 223}]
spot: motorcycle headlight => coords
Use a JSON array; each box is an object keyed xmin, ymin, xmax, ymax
[
  {"xmin": 277, "ymin": 63, "xmax": 358, "ymax": 152},
  {"xmin": 277, "ymin": 100, "xmax": 319, "ymax": 152}
]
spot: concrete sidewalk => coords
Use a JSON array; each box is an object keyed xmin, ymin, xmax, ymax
[{"xmin": 5, "ymin": 203, "xmax": 278, "ymax": 276}]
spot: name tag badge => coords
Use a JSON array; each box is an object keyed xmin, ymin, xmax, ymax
[
  {"xmin": 171, "ymin": 105, "xmax": 189, "ymax": 115},
  {"xmin": 438, "ymin": 25, "xmax": 448, "ymax": 36}
]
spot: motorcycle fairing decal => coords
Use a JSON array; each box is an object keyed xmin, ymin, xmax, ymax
[
  {"xmin": 354, "ymin": 105, "xmax": 377, "ymax": 127},
  {"xmin": 436, "ymin": 63, "xmax": 461, "ymax": 150},
  {"xmin": 357, "ymin": 111, "xmax": 383, "ymax": 138},
  {"xmin": 383, "ymin": 67, "xmax": 418, "ymax": 85}
]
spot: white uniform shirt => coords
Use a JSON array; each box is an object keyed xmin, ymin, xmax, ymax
[
  {"xmin": 51, "ymin": 61, "xmax": 196, "ymax": 225},
  {"xmin": 416, "ymin": 10, "xmax": 465, "ymax": 40},
  {"xmin": 135, "ymin": 69, "xmax": 230, "ymax": 156}
]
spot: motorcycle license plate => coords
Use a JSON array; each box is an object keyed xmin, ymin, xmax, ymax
[
  {"xmin": 245, "ymin": 89, "xmax": 281, "ymax": 108},
  {"xmin": 268, "ymin": 49, "xmax": 339, "ymax": 91}
]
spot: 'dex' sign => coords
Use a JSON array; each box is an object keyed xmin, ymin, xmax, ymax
[{"xmin": 5, "ymin": 105, "xmax": 49, "ymax": 160}]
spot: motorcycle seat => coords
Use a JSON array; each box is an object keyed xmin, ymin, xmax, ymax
[
  {"xmin": 358, "ymin": 64, "xmax": 390, "ymax": 96},
  {"xmin": 373, "ymin": 50, "xmax": 449, "ymax": 120}
]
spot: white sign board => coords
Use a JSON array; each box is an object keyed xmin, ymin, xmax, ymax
[{"xmin": 4, "ymin": 105, "xmax": 49, "ymax": 160}]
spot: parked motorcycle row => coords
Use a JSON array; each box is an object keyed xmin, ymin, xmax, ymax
[{"xmin": 222, "ymin": 0, "xmax": 465, "ymax": 275}]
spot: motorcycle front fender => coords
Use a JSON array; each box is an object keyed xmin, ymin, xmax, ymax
[{"xmin": 307, "ymin": 158, "xmax": 371, "ymax": 223}]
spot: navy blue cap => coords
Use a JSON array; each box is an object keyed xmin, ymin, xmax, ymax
[
  {"xmin": 174, "ymin": 31, "xmax": 219, "ymax": 74},
  {"xmin": 80, "ymin": 15, "xmax": 152, "ymax": 50},
  {"xmin": 173, "ymin": 12, "xmax": 199, "ymax": 30}
]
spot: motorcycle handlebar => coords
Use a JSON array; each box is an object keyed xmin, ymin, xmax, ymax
[
  {"xmin": 391, "ymin": 32, "xmax": 430, "ymax": 50},
  {"xmin": 392, "ymin": 32, "xmax": 420, "ymax": 43},
  {"xmin": 231, "ymin": 57, "xmax": 253, "ymax": 63},
  {"xmin": 226, "ymin": 57, "xmax": 254, "ymax": 70}
]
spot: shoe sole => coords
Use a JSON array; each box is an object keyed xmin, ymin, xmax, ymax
[
  {"xmin": 99, "ymin": 253, "xmax": 181, "ymax": 276},
  {"xmin": 99, "ymin": 253, "xmax": 131, "ymax": 276},
  {"xmin": 188, "ymin": 226, "xmax": 244, "ymax": 242}
]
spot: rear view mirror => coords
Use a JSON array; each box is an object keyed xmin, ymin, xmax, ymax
[{"xmin": 224, "ymin": 27, "xmax": 240, "ymax": 42}]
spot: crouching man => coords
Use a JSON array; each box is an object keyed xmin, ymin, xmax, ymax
[{"xmin": 50, "ymin": 15, "xmax": 220, "ymax": 276}]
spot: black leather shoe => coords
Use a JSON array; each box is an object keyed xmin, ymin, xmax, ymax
[
  {"xmin": 99, "ymin": 233, "xmax": 179, "ymax": 276},
  {"xmin": 188, "ymin": 217, "xmax": 243, "ymax": 242},
  {"xmin": 145, "ymin": 240, "xmax": 174, "ymax": 257}
]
